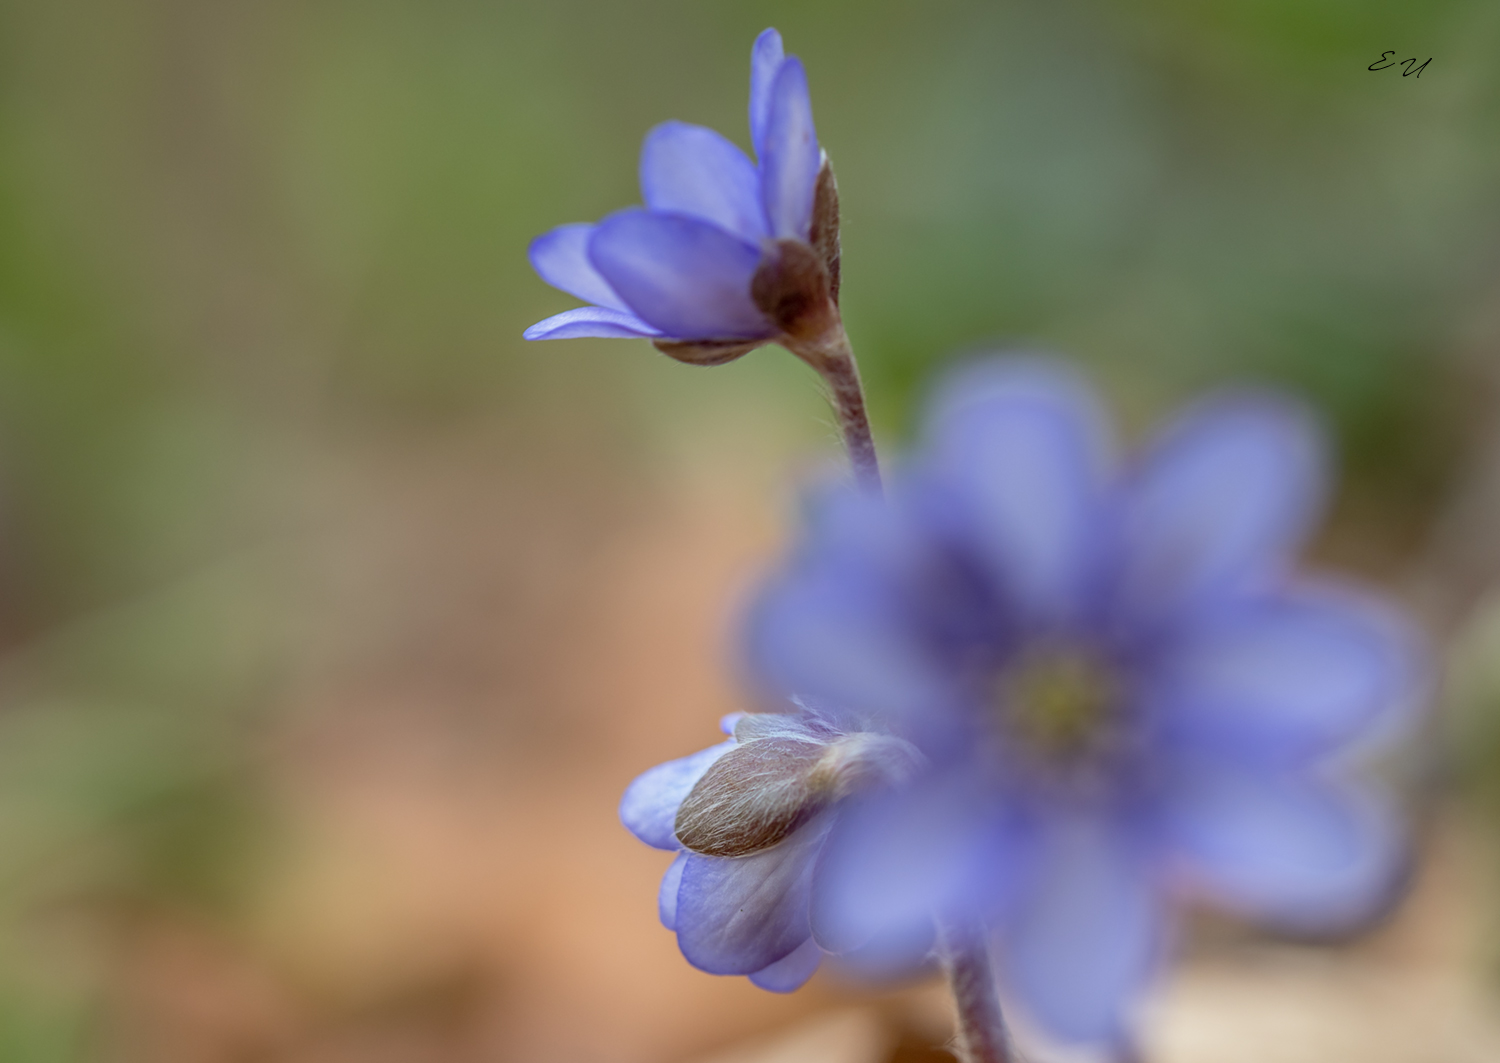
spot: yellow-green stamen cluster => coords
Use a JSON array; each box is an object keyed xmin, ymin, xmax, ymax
[{"xmin": 1001, "ymin": 647, "xmax": 1119, "ymax": 759}]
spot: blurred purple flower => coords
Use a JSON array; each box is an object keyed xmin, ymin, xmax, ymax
[
  {"xmin": 525, "ymin": 28, "xmax": 838, "ymax": 365},
  {"xmin": 622, "ymin": 357, "xmax": 1424, "ymax": 1049}
]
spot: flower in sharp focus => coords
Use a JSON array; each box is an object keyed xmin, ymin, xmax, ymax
[
  {"xmin": 731, "ymin": 358, "xmax": 1423, "ymax": 1049},
  {"xmin": 524, "ymin": 29, "xmax": 842, "ymax": 365}
]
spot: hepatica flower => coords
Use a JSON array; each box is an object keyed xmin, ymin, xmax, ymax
[
  {"xmin": 620, "ymin": 707, "xmax": 923, "ymax": 992},
  {"xmin": 621, "ymin": 357, "xmax": 1423, "ymax": 1055},
  {"xmin": 525, "ymin": 28, "xmax": 840, "ymax": 366}
]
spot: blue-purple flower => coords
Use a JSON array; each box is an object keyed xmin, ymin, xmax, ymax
[
  {"xmin": 525, "ymin": 29, "xmax": 841, "ymax": 365},
  {"xmin": 621, "ymin": 357, "xmax": 1423, "ymax": 1051},
  {"xmin": 620, "ymin": 706, "xmax": 924, "ymax": 992}
]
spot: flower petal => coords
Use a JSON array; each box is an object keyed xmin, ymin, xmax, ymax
[
  {"xmin": 995, "ymin": 812, "xmax": 1163, "ymax": 1048},
  {"xmin": 1120, "ymin": 394, "xmax": 1324, "ymax": 624},
  {"xmin": 747, "ymin": 482, "xmax": 1012, "ymax": 745},
  {"xmin": 640, "ymin": 122, "xmax": 767, "ymax": 244},
  {"xmin": 589, "ymin": 209, "xmax": 772, "ymax": 340},
  {"xmin": 759, "ymin": 57, "xmax": 819, "ymax": 240},
  {"xmin": 659, "ymin": 851, "xmax": 688, "ymax": 931},
  {"xmin": 746, "ymin": 553, "xmax": 956, "ymax": 741},
  {"xmin": 810, "ymin": 775, "xmax": 1024, "ymax": 960},
  {"xmin": 523, "ymin": 305, "xmax": 663, "ymax": 341},
  {"xmin": 924, "ymin": 359, "xmax": 1115, "ymax": 628},
  {"xmin": 749, "ymin": 936, "xmax": 821, "ymax": 993},
  {"xmin": 675, "ymin": 820, "xmax": 828, "ymax": 975},
  {"xmin": 1151, "ymin": 585, "xmax": 1423, "ymax": 765},
  {"xmin": 1163, "ymin": 764, "xmax": 1406, "ymax": 930},
  {"xmin": 528, "ymin": 224, "xmax": 630, "ymax": 312},
  {"xmin": 619, "ymin": 740, "xmax": 735, "ymax": 850},
  {"xmin": 749, "ymin": 28, "xmax": 785, "ymax": 159},
  {"xmin": 733, "ymin": 711, "xmax": 836, "ymax": 744}
]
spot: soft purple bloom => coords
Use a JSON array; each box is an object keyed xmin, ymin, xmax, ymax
[
  {"xmin": 621, "ymin": 357, "xmax": 1424, "ymax": 1049},
  {"xmin": 619, "ymin": 709, "xmax": 924, "ymax": 992},
  {"xmin": 525, "ymin": 29, "xmax": 828, "ymax": 357}
]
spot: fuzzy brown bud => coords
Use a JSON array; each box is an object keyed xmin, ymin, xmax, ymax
[
  {"xmin": 674, "ymin": 730, "xmax": 925, "ymax": 858},
  {"xmin": 674, "ymin": 738, "xmax": 828, "ymax": 857}
]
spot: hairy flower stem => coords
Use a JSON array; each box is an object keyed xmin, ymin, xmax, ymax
[
  {"xmin": 784, "ymin": 325, "xmax": 882, "ymax": 494},
  {"xmin": 938, "ymin": 924, "xmax": 1014, "ymax": 1063}
]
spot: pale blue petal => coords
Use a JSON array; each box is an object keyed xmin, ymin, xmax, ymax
[
  {"xmin": 1163, "ymin": 764, "xmax": 1406, "ymax": 930},
  {"xmin": 745, "ymin": 486, "xmax": 978, "ymax": 740},
  {"xmin": 619, "ymin": 740, "xmax": 735, "ymax": 850},
  {"xmin": 924, "ymin": 359, "xmax": 1115, "ymax": 628},
  {"xmin": 810, "ymin": 776, "xmax": 1026, "ymax": 959},
  {"xmin": 675, "ymin": 820, "xmax": 828, "ymax": 975},
  {"xmin": 528, "ymin": 224, "xmax": 630, "ymax": 312},
  {"xmin": 731, "ymin": 711, "xmax": 836, "ymax": 744},
  {"xmin": 749, "ymin": 28, "xmax": 785, "ymax": 158},
  {"xmin": 995, "ymin": 812, "xmax": 1163, "ymax": 1048},
  {"xmin": 749, "ymin": 936, "xmax": 821, "ymax": 993},
  {"xmin": 589, "ymin": 209, "xmax": 772, "ymax": 340},
  {"xmin": 658, "ymin": 852, "xmax": 688, "ymax": 931},
  {"xmin": 1120, "ymin": 395, "xmax": 1324, "ymax": 625},
  {"xmin": 759, "ymin": 58, "xmax": 819, "ymax": 240},
  {"xmin": 834, "ymin": 918, "xmax": 938, "ymax": 981},
  {"xmin": 747, "ymin": 562, "xmax": 955, "ymax": 739},
  {"xmin": 1151, "ymin": 585, "xmax": 1423, "ymax": 765},
  {"xmin": 640, "ymin": 122, "xmax": 768, "ymax": 243},
  {"xmin": 523, "ymin": 305, "xmax": 664, "ymax": 341}
]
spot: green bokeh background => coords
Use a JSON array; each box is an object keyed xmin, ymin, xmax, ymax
[{"xmin": 0, "ymin": 0, "xmax": 1497, "ymax": 1057}]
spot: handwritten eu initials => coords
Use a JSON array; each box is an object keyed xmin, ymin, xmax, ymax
[{"xmin": 1369, "ymin": 52, "xmax": 1431, "ymax": 77}]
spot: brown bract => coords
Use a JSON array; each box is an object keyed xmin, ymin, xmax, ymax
[
  {"xmin": 673, "ymin": 738, "xmax": 831, "ymax": 857},
  {"xmin": 751, "ymin": 238, "xmax": 840, "ymax": 343},
  {"xmin": 673, "ymin": 724, "xmax": 924, "ymax": 859},
  {"xmin": 809, "ymin": 156, "xmax": 841, "ymax": 306},
  {"xmin": 651, "ymin": 155, "xmax": 845, "ymax": 366},
  {"xmin": 652, "ymin": 338, "xmax": 764, "ymax": 366}
]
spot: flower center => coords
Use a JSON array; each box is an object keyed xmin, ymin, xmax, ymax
[{"xmin": 999, "ymin": 645, "xmax": 1119, "ymax": 759}]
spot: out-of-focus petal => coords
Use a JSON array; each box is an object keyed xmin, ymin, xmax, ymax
[
  {"xmin": 1119, "ymin": 395, "xmax": 1324, "ymax": 625},
  {"xmin": 659, "ymin": 852, "xmax": 688, "ymax": 931},
  {"xmin": 619, "ymin": 740, "xmax": 735, "ymax": 850},
  {"xmin": 640, "ymin": 122, "xmax": 768, "ymax": 243},
  {"xmin": 749, "ymin": 936, "xmax": 821, "ymax": 993},
  {"xmin": 1151, "ymin": 585, "xmax": 1423, "ymax": 764},
  {"xmin": 1162, "ymin": 763, "xmax": 1406, "ymax": 930},
  {"xmin": 924, "ymin": 359, "xmax": 1115, "ymax": 628},
  {"xmin": 835, "ymin": 918, "xmax": 938, "ymax": 981},
  {"xmin": 759, "ymin": 58, "xmax": 819, "ymax": 240},
  {"xmin": 810, "ymin": 775, "xmax": 1026, "ymax": 961},
  {"xmin": 675, "ymin": 821, "xmax": 827, "ymax": 975},
  {"xmin": 749, "ymin": 28, "xmax": 785, "ymax": 158},
  {"xmin": 528, "ymin": 224, "xmax": 631, "ymax": 312},
  {"xmin": 747, "ymin": 561, "xmax": 953, "ymax": 739},
  {"xmin": 523, "ymin": 305, "xmax": 664, "ymax": 341},
  {"xmin": 746, "ymin": 485, "xmax": 984, "ymax": 741},
  {"xmin": 995, "ymin": 811, "xmax": 1162, "ymax": 1048},
  {"xmin": 590, "ymin": 209, "xmax": 772, "ymax": 340}
]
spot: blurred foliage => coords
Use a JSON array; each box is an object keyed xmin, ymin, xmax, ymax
[
  {"xmin": 0, "ymin": 0, "xmax": 1495, "ymax": 1055},
  {"xmin": 1450, "ymin": 593, "xmax": 1500, "ymax": 810}
]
